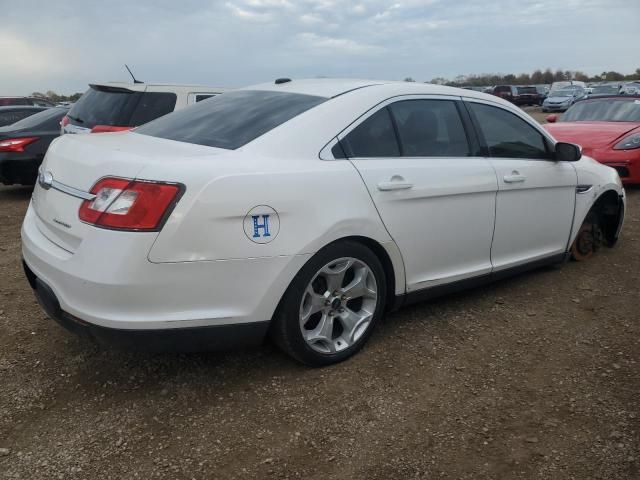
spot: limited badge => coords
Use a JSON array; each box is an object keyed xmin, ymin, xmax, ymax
[{"xmin": 243, "ymin": 205, "xmax": 280, "ymax": 244}]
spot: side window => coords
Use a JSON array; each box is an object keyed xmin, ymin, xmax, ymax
[
  {"xmin": 341, "ymin": 108, "xmax": 400, "ymax": 158},
  {"xmin": 468, "ymin": 103, "xmax": 550, "ymax": 159},
  {"xmin": 389, "ymin": 100, "xmax": 470, "ymax": 157},
  {"xmin": 195, "ymin": 94, "xmax": 215, "ymax": 103},
  {"xmin": 129, "ymin": 92, "xmax": 177, "ymax": 126}
]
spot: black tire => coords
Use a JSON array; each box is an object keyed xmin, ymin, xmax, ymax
[{"xmin": 270, "ymin": 240, "xmax": 387, "ymax": 366}]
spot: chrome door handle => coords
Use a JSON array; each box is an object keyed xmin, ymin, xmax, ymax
[
  {"xmin": 377, "ymin": 181, "xmax": 414, "ymax": 191},
  {"xmin": 503, "ymin": 173, "xmax": 526, "ymax": 183}
]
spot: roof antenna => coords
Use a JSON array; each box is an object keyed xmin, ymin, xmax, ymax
[{"xmin": 125, "ymin": 64, "xmax": 143, "ymax": 84}]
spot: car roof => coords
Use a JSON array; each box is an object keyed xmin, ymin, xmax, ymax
[
  {"xmin": 89, "ymin": 82, "xmax": 227, "ymax": 93},
  {"xmin": 241, "ymin": 78, "xmax": 499, "ymax": 101}
]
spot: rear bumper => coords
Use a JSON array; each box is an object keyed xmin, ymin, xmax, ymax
[
  {"xmin": 22, "ymin": 202, "xmax": 310, "ymax": 335},
  {"xmin": 24, "ymin": 261, "xmax": 269, "ymax": 352}
]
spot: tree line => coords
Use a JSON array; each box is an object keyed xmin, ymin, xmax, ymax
[
  {"xmin": 428, "ymin": 67, "xmax": 640, "ymax": 87},
  {"xmin": 30, "ymin": 90, "xmax": 83, "ymax": 102}
]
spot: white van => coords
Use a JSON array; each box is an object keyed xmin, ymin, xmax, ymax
[{"xmin": 62, "ymin": 82, "xmax": 227, "ymax": 134}]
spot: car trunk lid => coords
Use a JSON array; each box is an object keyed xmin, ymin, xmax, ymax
[{"xmin": 32, "ymin": 132, "xmax": 224, "ymax": 253}]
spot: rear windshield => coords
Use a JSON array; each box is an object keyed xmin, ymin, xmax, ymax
[
  {"xmin": 0, "ymin": 98, "xmax": 31, "ymax": 106},
  {"xmin": 136, "ymin": 90, "xmax": 327, "ymax": 150},
  {"xmin": 68, "ymin": 86, "xmax": 177, "ymax": 128},
  {"xmin": 1, "ymin": 107, "xmax": 67, "ymax": 131},
  {"xmin": 562, "ymin": 99, "xmax": 640, "ymax": 122},
  {"xmin": 517, "ymin": 87, "xmax": 537, "ymax": 94}
]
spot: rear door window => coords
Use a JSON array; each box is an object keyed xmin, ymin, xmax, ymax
[
  {"xmin": 389, "ymin": 100, "xmax": 470, "ymax": 157},
  {"xmin": 468, "ymin": 102, "xmax": 550, "ymax": 159},
  {"xmin": 340, "ymin": 108, "xmax": 400, "ymax": 158},
  {"xmin": 136, "ymin": 90, "xmax": 326, "ymax": 150},
  {"xmin": 195, "ymin": 94, "xmax": 215, "ymax": 102}
]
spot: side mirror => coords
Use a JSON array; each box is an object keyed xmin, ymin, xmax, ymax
[
  {"xmin": 546, "ymin": 114, "xmax": 558, "ymax": 123},
  {"xmin": 555, "ymin": 142, "xmax": 581, "ymax": 162}
]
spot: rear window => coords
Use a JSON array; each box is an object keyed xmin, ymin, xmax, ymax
[
  {"xmin": 0, "ymin": 109, "xmax": 44, "ymax": 127},
  {"xmin": 494, "ymin": 86, "xmax": 511, "ymax": 93},
  {"xmin": 517, "ymin": 87, "xmax": 537, "ymax": 95},
  {"xmin": 136, "ymin": 90, "xmax": 327, "ymax": 150},
  {"xmin": 68, "ymin": 87, "xmax": 176, "ymax": 129},
  {"xmin": 0, "ymin": 98, "xmax": 31, "ymax": 106},
  {"xmin": 3, "ymin": 107, "xmax": 66, "ymax": 130}
]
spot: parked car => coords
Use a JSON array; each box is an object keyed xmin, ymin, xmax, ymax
[
  {"xmin": 62, "ymin": 82, "xmax": 227, "ymax": 134},
  {"xmin": 534, "ymin": 85, "xmax": 549, "ymax": 101},
  {"xmin": 542, "ymin": 86, "xmax": 586, "ymax": 112},
  {"xmin": 549, "ymin": 80, "xmax": 587, "ymax": 95},
  {"xmin": 22, "ymin": 79, "xmax": 625, "ymax": 366},
  {"xmin": 0, "ymin": 107, "xmax": 68, "ymax": 186},
  {"xmin": 544, "ymin": 95, "xmax": 640, "ymax": 184},
  {"xmin": 491, "ymin": 85, "xmax": 542, "ymax": 106},
  {"xmin": 588, "ymin": 84, "xmax": 621, "ymax": 97},
  {"xmin": 620, "ymin": 82, "xmax": 640, "ymax": 95},
  {"xmin": 0, "ymin": 106, "xmax": 49, "ymax": 127},
  {"xmin": 0, "ymin": 96, "xmax": 56, "ymax": 107}
]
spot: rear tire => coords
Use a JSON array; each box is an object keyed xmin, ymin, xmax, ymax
[{"xmin": 271, "ymin": 240, "xmax": 387, "ymax": 366}]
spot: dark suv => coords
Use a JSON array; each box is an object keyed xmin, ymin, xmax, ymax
[{"xmin": 492, "ymin": 85, "xmax": 542, "ymax": 106}]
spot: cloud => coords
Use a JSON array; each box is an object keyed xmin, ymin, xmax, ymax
[{"xmin": 0, "ymin": 0, "xmax": 638, "ymax": 95}]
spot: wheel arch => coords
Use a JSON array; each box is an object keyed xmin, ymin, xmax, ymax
[
  {"xmin": 572, "ymin": 188, "xmax": 625, "ymax": 248},
  {"xmin": 269, "ymin": 235, "xmax": 404, "ymax": 323}
]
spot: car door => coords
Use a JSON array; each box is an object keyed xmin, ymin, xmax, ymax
[
  {"xmin": 465, "ymin": 100, "xmax": 577, "ymax": 270},
  {"xmin": 336, "ymin": 96, "xmax": 498, "ymax": 292}
]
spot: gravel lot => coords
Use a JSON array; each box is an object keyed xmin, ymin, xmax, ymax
[{"xmin": 1, "ymin": 149, "xmax": 639, "ymax": 477}]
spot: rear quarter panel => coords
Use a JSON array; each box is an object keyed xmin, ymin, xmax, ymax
[{"xmin": 144, "ymin": 155, "xmax": 395, "ymax": 263}]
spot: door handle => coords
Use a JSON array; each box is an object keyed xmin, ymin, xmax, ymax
[
  {"xmin": 377, "ymin": 180, "xmax": 414, "ymax": 191},
  {"xmin": 503, "ymin": 172, "xmax": 526, "ymax": 183}
]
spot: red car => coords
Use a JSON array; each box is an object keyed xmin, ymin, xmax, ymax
[{"xmin": 544, "ymin": 96, "xmax": 640, "ymax": 184}]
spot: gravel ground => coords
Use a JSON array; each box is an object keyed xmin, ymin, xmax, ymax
[{"xmin": 1, "ymin": 179, "xmax": 639, "ymax": 477}]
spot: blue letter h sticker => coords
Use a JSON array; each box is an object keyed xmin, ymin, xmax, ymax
[{"xmin": 252, "ymin": 214, "xmax": 270, "ymax": 238}]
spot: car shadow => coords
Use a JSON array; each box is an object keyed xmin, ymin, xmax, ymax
[{"xmin": 0, "ymin": 185, "xmax": 33, "ymax": 200}]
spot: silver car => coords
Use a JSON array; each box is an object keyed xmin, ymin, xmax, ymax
[{"xmin": 542, "ymin": 87, "xmax": 586, "ymax": 112}]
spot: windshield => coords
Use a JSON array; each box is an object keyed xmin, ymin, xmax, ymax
[
  {"xmin": 136, "ymin": 90, "xmax": 327, "ymax": 150},
  {"xmin": 561, "ymin": 99, "xmax": 640, "ymax": 122}
]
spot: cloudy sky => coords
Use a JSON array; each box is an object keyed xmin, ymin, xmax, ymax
[{"xmin": 2, "ymin": 0, "xmax": 639, "ymax": 95}]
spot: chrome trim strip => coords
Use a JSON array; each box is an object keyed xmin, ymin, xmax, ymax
[
  {"xmin": 51, "ymin": 180, "xmax": 96, "ymax": 201},
  {"xmin": 576, "ymin": 185, "xmax": 593, "ymax": 194}
]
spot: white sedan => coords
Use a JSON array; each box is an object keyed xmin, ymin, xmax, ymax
[{"xmin": 22, "ymin": 79, "xmax": 625, "ymax": 366}]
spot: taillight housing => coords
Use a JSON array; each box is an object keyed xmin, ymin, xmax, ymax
[
  {"xmin": 0, "ymin": 137, "xmax": 39, "ymax": 153},
  {"xmin": 79, "ymin": 177, "xmax": 183, "ymax": 231},
  {"xmin": 90, "ymin": 125, "xmax": 132, "ymax": 134},
  {"xmin": 60, "ymin": 115, "xmax": 70, "ymax": 128}
]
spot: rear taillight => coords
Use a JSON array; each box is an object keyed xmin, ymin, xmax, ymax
[
  {"xmin": 0, "ymin": 137, "xmax": 39, "ymax": 153},
  {"xmin": 60, "ymin": 115, "xmax": 70, "ymax": 128},
  {"xmin": 79, "ymin": 177, "xmax": 183, "ymax": 231},
  {"xmin": 90, "ymin": 125, "xmax": 132, "ymax": 133}
]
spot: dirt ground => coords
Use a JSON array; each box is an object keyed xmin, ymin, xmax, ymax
[{"xmin": 1, "ymin": 151, "xmax": 639, "ymax": 477}]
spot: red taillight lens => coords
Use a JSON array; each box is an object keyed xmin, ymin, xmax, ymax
[
  {"xmin": 90, "ymin": 125, "xmax": 132, "ymax": 134},
  {"xmin": 79, "ymin": 177, "xmax": 182, "ymax": 231},
  {"xmin": 60, "ymin": 115, "xmax": 70, "ymax": 128},
  {"xmin": 0, "ymin": 137, "xmax": 39, "ymax": 152}
]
